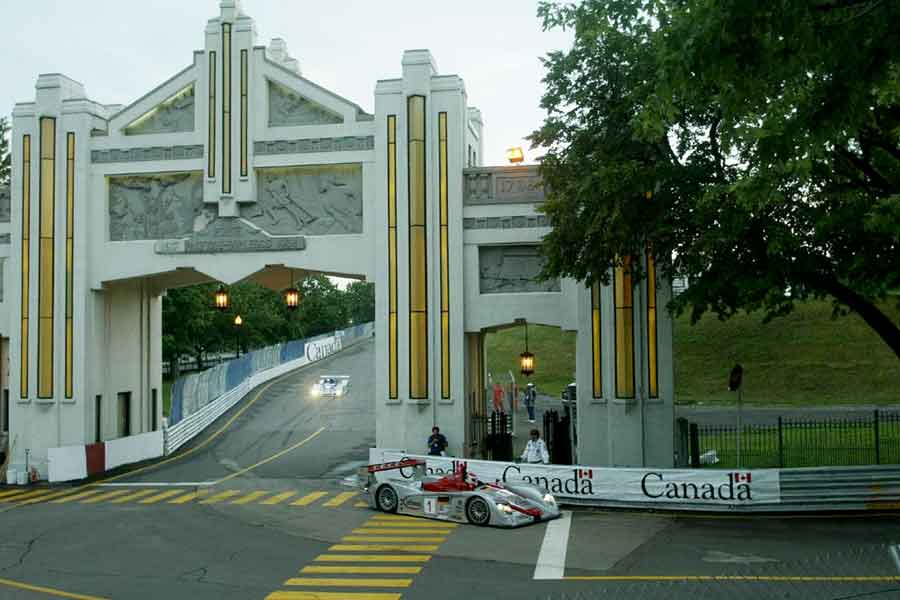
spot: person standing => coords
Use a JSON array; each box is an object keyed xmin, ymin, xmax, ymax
[
  {"xmin": 521, "ymin": 429, "xmax": 550, "ymax": 465},
  {"xmin": 492, "ymin": 382, "xmax": 504, "ymax": 412},
  {"xmin": 524, "ymin": 382, "xmax": 537, "ymax": 423},
  {"xmin": 427, "ymin": 426, "xmax": 448, "ymax": 456}
]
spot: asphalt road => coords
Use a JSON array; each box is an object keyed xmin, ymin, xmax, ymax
[{"xmin": 1, "ymin": 338, "xmax": 899, "ymax": 600}]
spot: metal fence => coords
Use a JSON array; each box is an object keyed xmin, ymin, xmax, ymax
[{"xmin": 693, "ymin": 410, "xmax": 900, "ymax": 469}]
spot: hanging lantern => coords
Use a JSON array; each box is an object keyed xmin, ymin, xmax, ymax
[
  {"xmin": 284, "ymin": 287, "xmax": 300, "ymax": 310},
  {"xmin": 519, "ymin": 319, "xmax": 535, "ymax": 376},
  {"xmin": 213, "ymin": 286, "xmax": 230, "ymax": 311},
  {"xmin": 234, "ymin": 314, "xmax": 243, "ymax": 326}
]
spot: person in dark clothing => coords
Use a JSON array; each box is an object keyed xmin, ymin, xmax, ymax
[{"xmin": 427, "ymin": 426, "xmax": 448, "ymax": 456}]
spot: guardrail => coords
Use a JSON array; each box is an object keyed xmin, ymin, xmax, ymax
[
  {"xmin": 369, "ymin": 448, "xmax": 900, "ymax": 513},
  {"xmin": 164, "ymin": 322, "xmax": 373, "ymax": 455}
]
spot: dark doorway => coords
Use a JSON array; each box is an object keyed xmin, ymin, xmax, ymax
[
  {"xmin": 95, "ymin": 395, "xmax": 102, "ymax": 442},
  {"xmin": 117, "ymin": 391, "xmax": 131, "ymax": 438},
  {"xmin": 151, "ymin": 388, "xmax": 158, "ymax": 431}
]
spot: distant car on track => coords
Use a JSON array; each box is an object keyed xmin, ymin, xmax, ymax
[
  {"xmin": 311, "ymin": 375, "xmax": 350, "ymax": 398},
  {"xmin": 360, "ymin": 459, "xmax": 560, "ymax": 528}
]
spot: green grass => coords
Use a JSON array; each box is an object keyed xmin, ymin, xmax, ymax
[{"xmin": 484, "ymin": 299, "xmax": 900, "ymax": 406}]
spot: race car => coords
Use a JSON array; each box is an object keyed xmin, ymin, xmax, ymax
[
  {"xmin": 360, "ymin": 458, "xmax": 560, "ymax": 528},
  {"xmin": 310, "ymin": 375, "xmax": 350, "ymax": 398}
]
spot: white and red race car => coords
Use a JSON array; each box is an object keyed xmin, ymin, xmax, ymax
[{"xmin": 360, "ymin": 459, "xmax": 560, "ymax": 527}]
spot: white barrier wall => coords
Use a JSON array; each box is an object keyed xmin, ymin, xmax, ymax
[
  {"xmin": 48, "ymin": 445, "xmax": 88, "ymax": 483},
  {"xmin": 105, "ymin": 430, "xmax": 164, "ymax": 471},
  {"xmin": 369, "ymin": 448, "xmax": 781, "ymax": 509}
]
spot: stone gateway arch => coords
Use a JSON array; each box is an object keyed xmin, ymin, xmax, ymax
[{"xmin": 0, "ymin": 1, "xmax": 675, "ymax": 480}]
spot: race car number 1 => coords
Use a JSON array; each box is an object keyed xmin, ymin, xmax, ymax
[{"xmin": 424, "ymin": 497, "xmax": 437, "ymax": 514}]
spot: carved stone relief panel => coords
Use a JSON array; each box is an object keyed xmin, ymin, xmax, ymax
[
  {"xmin": 479, "ymin": 245, "xmax": 561, "ymax": 294},
  {"xmin": 124, "ymin": 85, "xmax": 195, "ymax": 135},
  {"xmin": 108, "ymin": 172, "xmax": 204, "ymax": 241},
  {"xmin": 0, "ymin": 185, "xmax": 9, "ymax": 223},
  {"xmin": 244, "ymin": 164, "xmax": 363, "ymax": 235},
  {"xmin": 268, "ymin": 80, "xmax": 343, "ymax": 127}
]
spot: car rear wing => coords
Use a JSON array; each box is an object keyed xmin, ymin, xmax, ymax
[
  {"xmin": 361, "ymin": 458, "xmax": 426, "ymax": 487},
  {"xmin": 320, "ymin": 375, "xmax": 351, "ymax": 380}
]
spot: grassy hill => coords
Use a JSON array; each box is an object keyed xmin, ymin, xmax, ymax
[{"xmin": 484, "ymin": 299, "xmax": 900, "ymax": 407}]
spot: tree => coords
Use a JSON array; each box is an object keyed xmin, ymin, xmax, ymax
[
  {"xmin": 343, "ymin": 281, "xmax": 375, "ymax": 325},
  {"xmin": 531, "ymin": 0, "xmax": 900, "ymax": 357},
  {"xmin": 295, "ymin": 275, "xmax": 349, "ymax": 337},
  {"xmin": 0, "ymin": 117, "xmax": 10, "ymax": 187}
]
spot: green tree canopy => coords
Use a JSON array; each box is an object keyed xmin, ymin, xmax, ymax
[
  {"xmin": 0, "ymin": 117, "xmax": 10, "ymax": 187},
  {"xmin": 531, "ymin": 0, "xmax": 900, "ymax": 357}
]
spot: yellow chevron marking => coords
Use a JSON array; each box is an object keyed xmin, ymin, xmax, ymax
[
  {"xmin": 291, "ymin": 492, "xmax": 328, "ymax": 506},
  {"xmin": 284, "ymin": 577, "xmax": 412, "ymax": 588},
  {"xmin": 322, "ymin": 491, "xmax": 357, "ymax": 507},
  {"xmin": 261, "ymin": 491, "xmax": 298, "ymax": 505}
]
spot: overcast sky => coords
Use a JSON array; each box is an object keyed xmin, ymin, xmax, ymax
[{"xmin": 1, "ymin": 0, "xmax": 573, "ymax": 166}]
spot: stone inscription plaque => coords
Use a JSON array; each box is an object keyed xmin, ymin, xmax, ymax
[
  {"xmin": 479, "ymin": 245, "xmax": 561, "ymax": 294},
  {"xmin": 244, "ymin": 164, "xmax": 363, "ymax": 235},
  {"xmin": 154, "ymin": 217, "xmax": 306, "ymax": 255},
  {"xmin": 109, "ymin": 172, "xmax": 203, "ymax": 241}
]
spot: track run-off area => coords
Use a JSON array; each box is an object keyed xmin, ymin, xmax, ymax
[{"xmin": 1, "ymin": 339, "xmax": 900, "ymax": 600}]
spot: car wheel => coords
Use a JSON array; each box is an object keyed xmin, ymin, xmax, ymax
[
  {"xmin": 376, "ymin": 484, "xmax": 399, "ymax": 513},
  {"xmin": 466, "ymin": 497, "xmax": 491, "ymax": 526}
]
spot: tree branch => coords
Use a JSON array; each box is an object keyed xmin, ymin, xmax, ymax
[{"xmin": 838, "ymin": 148, "xmax": 896, "ymax": 193}]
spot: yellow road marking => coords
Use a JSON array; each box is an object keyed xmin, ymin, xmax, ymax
[
  {"xmin": 361, "ymin": 520, "xmax": 456, "ymax": 529},
  {"xmin": 169, "ymin": 490, "xmax": 208, "ymax": 504},
  {"xmin": 330, "ymin": 544, "xmax": 439, "ymax": 552},
  {"xmin": 284, "ymin": 577, "xmax": 412, "ymax": 588},
  {"xmin": 314, "ymin": 554, "xmax": 431, "ymax": 563},
  {"xmin": 291, "ymin": 491, "xmax": 328, "ymax": 506},
  {"xmin": 81, "ymin": 490, "xmax": 130, "ymax": 504},
  {"xmin": 110, "ymin": 489, "xmax": 158, "ymax": 504},
  {"xmin": 261, "ymin": 491, "xmax": 298, "ymax": 505},
  {"xmin": 18, "ymin": 489, "xmax": 82, "ymax": 505},
  {"xmin": 51, "ymin": 490, "xmax": 103, "ymax": 504},
  {"xmin": 266, "ymin": 592, "xmax": 401, "ymax": 600},
  {"xmin": 563, "ymin": 576, "xmax": 900, "ymax": 582},
  {"xmin": 323, "ymin": 491, "xmax": 357, "ymax": 507},
  {"xmin": 301, "ymin": 566, "xmax": 423, "ymax": 574},
  {"xmin": 213, "ymin": 427, "xmax": 325, "ymax": 485},
  {"xmin": 370, "ymin": 515, "xmax": 437, "ymax": 523},
  {"xmin": 0, "ymin": 575, "xmax": 109, "ymax": 600},
  {"xmin": 199, "ymin": 490, "xmax": 242, "ymax": 504},
  {"xmin": 355, "ymin": 501, "xmax": 369, "ymax": 507},
  {"xmin": 342, "ymin": 536, "xmax": 446, "ymax": 543},
  {"xmin": 232, "ymin": 490, "xmax": 268, "ymax": 505},
  {"xmin": 0, "ymin": 489, "xmax": 29, "ymax": 500},
  {"xmin": 2, "ymin": 489, "xmax": 52, "ymax": 503},
  {"xmin": 354, "ymin": 528, "xmax": 454, "ymax": 535},
  {"xmin": 139, "ymin": 490, "xmax": 184, "ymax": 504}
]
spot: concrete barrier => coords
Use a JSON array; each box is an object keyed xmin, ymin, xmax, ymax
[{"xmin": 105, "ymin": 430, "xmax": 164, "ymax": 471}]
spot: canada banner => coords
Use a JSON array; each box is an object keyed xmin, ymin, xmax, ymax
[{"xmin": 369, "ymin": 449, "xmax": 781, "ymax": 506}]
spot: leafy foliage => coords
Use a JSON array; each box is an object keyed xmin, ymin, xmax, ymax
[
  {"xmin": 530, "ymin": 0, "xmax": 900, "ymax": 356},
  {"xmin": 162, "ymin": 276, "xmax": 374, "ymax": 373},
  {"xmin": 0, "ymin": 117, "xmax": 10, "ymax": 187}
]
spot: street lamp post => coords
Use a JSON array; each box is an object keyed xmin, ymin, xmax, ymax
[{"xmin": 234, "ymin": 314, "xmax": 243, "ymax": 358}]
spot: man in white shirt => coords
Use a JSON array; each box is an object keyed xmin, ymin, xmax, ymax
[{"xmin": 521, "ymin": 429, "xmax": 550, "ymax": 464}]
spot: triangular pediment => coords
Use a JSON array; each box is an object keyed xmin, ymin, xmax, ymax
[
  {"xmin": 124, "ymin": 84, "xmax": 196, "ymax": 135},
  {"xmin": 268, "ymin": 80, "xmax": 344, "ymax": 127}
]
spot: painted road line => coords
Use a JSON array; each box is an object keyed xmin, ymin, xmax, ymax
[
  {"xmin": 17, "ymin": 489, "xmax": 81, "ymax": 505},
  {"xmin": 890, "ymin": 544, "xmax": 900, "ymax": 573},
  {"xmin": 199, "ymin": 490, "xmax": 242, "ymax": 504},
  {"xmin": 353, "ymin": 528, "xmax": 454, "ymax": 535},
  {"xmin": 213, "ymin": 427, "xmax": 325, "ymax": 485},
  {"xmin": 110, "ymin": 489, "xmax": 158, "ymax": 504},
  {"xmin": 360, "ymin": 520, "xmax": 457, "ymax": 529},
  {"xmin": 81, "ymin": 490, "xmax": 130, "ymax": 504},
  {"xmin": 139, "ymin": 490, "xmax": 185, "ymax": 504},
  {"xmin": 534, "ymin": 510, "xmax": 572, "ymax": 580},
  {"xmin": 342, "ymin": 536, "xmax": 447, "ymax": 543},
  {"xmin": 266, "ymin": 592, "xmax": 401, "ymax": 600},
  {"xmin": 232, "ymin": 490, "xmax": 269, "ymax": 505},
  {"xmin": 329, "ymin": 544, "xmax": 440, "ymax": 552},
  {"xmin": 261, "ymin": 491, "xmax": 298, "ymax": 505},
  {"xmin": 0, "ymin": 575, "xmax": 110, "ymax": 600},
  {"xmin": 562, "ymin": 575, "xmax": 900, "ymax": 582},
  {"xmin": 169, "ymin": 490, "xmax": 208, "ymax": 504},
  {"xmin": 283, "ymin": 578, "xmax": 413, "ymax": 588},
  {"xmin": 323, "ymin": 491, "xmax": 357, "ymax": 507},
  {"xmin": 291, "ymin": 491, "xmax": 328, "ymax": 506},
  {"xmin": 355, "ymin": 501, "xmax": 369, "ymax": 507},
  {"xmin": 51, "ymin": 490, "xmax": 104, "ymax": 504},
  {"xmin": 0, "ymin": 489, "xmax": 30, "ymax": 500},
  {"xmin": 301, "ymin": 566, "xmax": 423, "ymax": 574},
  {"xmin": 1, "ymin": 489, "xmax": 52, "ymax": 503},
  {"xmin": 313, "ymin": 554, "xmax": 432, "ymax": 563}
]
